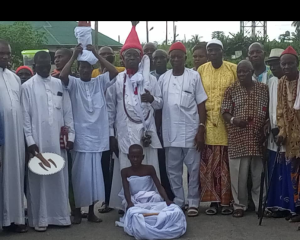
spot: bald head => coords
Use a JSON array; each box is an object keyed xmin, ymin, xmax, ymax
[
  {"xmin": 129, "ymin": 144, "xmax": 143, "ymax": 153},
  {"xmin": 99, "ymin": 46, "xmax": 114, "ymax": 55},
  {"xmin": 98, "ymin": 46, "xmax": 115, "ymax": 64},
  {"xmin": 54, "ymin": 48, "xmax": 72, "ymax": 70},
  {"xmin": 153, "ymin": 49, "xmax": 168, "ymax": 74},
  {"xmin": 237, "ymin": 60, "xmax": 254, "ymax": 86},
  {"xmin": 0, "ymin": 39, "xmax": 11, "ymax": 69},
  {"xmin": 248, "ymin": 42, "xmax": 265, "ymax": 67},
  {"xmin": 153, "ymin": 49, "xmax": 167, "ymax": 58},
  {"xmin": 248, "ymin": 42, "xmax": 264, "ymax": 51},
  {"xmin": 143, "ymin": 42, "xmax": 157, "ymax": 63},
  {"xmin": 237, "ymin": 60, "xmax": 254, "ymax": 70}
]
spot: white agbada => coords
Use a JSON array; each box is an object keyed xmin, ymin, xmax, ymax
[
  {"xmin": 158, "ymin": 68, "xmax": 207, "ymax": 208},
  {"xmin": 0, "ymin": 68, "xmax": 25, "ymax": 227},
  {"xmin": 117, "ymin": 176, "xmax": 187, "ymax": 240},
  {"xmin": 158, "ymin": 68, "xmax": 207, "ymax": 148},
  {"xmin": 267, "ymin": 76, "xmax": 286, "ymax": 152},
  {"xmin": 107, "ymin": 55, "xmax": 162, "ymax": 210},
  {"xmin": 21, "ymin": 74, "xmax": 74, "ymax": 227},
  {"xmin": 65, "ymin": 72, "xmax": 115, "ymax": 207}
]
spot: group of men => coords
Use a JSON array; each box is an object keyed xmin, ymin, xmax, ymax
[{"xmin": 1, "ymin": 20, "xmax": 300, "ymax": 236}]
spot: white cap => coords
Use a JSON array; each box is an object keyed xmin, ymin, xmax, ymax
[
  {"xmin": 269, "ymin": 48, "xmax": 284, "ymax": 59},
  {"xmin": 207, "ymin": 39, "xmax": 223, "ymax": 49}
]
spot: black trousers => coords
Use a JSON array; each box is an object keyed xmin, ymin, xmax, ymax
[
  {"xmin": 158, "ymin": 148, "xmax": 175, "ymax": 201},
  {"xmin": 101, "ymin": 150, "xmax": 113, "ymax": 204}
]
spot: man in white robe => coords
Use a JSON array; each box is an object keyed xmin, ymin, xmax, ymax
[
  {"xmin": 158, "ymin": 42, "xmax": 207, "ymax": 217},
  {"xmin": 107, "ymin": 21, "xmax": 162, "ymax": 211},
  {"xmin": 21, "ymin": 51, "xmax": 75, "ymax": 232},
  {"xmin": 59, "ymin": 43, "xmax": 118, "ymax": 224},
  {"xmin": 0, "ymin": 40, "xmax": 27, "ymax": 233}
]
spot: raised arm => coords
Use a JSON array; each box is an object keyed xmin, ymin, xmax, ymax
[
  {"xmin": 150, "ymin": 166, "xmax": 172, "ymax": 205},
  {"xmin": 86, "ymin": 45, "xmax": 118, "ymax": 80},
  {"xmin": 121, "ymin": 169, "xmax": 134, "ymax": 210},
  {"xmin": 60, "ymin": 44, "xmax": 82, "ymax": 86}
]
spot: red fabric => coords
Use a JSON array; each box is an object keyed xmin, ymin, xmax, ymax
[
  {"xmin": 78, "ymin": 21, "xmax": 91, "ymax": 27},
  {"xmin": 126, "ymin": 69, "xmax": 138, "ymax": 95},
  {"xmin": 15, "ymin": 66, "xmax": 33, "ymax": 75},
  {"xmin": 281, "ymin": 46, "xmax": 298, "ymax": 58},
  {"xmin": 60, "ymin": 126, "xmax": 68, "ymax": 149},
  {"xmin": 120, "ymin": 26, "xmax": 143, "ymax": 56},
  {"xmin": 169, "ymin": 42, "xmax": 186, "ymax": 54}
]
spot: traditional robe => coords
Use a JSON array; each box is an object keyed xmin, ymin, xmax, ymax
[
  {"xmin": 0, "ymin": 68, "xmax": 25, "ymax": 227},
  {"xmin": 65, "ymin": 72, "xmax": 115, "ymax": 207},
  {"xmin": 21, "ymin": 74, "xmax": 74, "ymax": 227},
  {"xmin": 107, "ymin": 55, "xmax": 162, "ymax": 210}
]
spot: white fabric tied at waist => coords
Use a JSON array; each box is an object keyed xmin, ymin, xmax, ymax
[
  {"xmin": 116, "ymin": 176, "xmax": 187, "ymax": 240},
  {"xmin": 294, "ymin": 74, "xmax": 300, "ymax": 110},
  {"xmin": 74, "ymin": 26, "xmax": 98, "ymax": 65}
]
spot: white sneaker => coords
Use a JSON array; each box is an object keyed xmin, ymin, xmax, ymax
[{"xmin": 34, "ymin": 226, "xmax": 47, "ymax": 232}]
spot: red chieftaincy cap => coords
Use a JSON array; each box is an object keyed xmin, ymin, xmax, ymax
[
  {"xmin": 280, "ymin": 46, "xmax": 298, "ymax": 60},
  {"xmin": 120, "ymin": 26, "xmax": 143, "ymax": 57},
  {"xmin": 169, "ymin": 42, "xmax": 186, "ymax": 54}
]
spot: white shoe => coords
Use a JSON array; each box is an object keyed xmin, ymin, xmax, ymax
[{"xmin": 34, "ymin": 226, "xmax": 47, "ymax": 232}]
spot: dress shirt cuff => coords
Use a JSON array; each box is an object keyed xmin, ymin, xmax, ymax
[
  {"xmin": 26, "ymin": 136, "xmax": 35, "ymax": 147},
  {"xmin": 110, "ymin": 128, "xmax": 115, "ymax": 137},
  {"xmin": 68, "ymin": 133, "xmax": 75, "ymax": 142}
]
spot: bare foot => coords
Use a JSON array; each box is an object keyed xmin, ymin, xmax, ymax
[{"xmin": 87, "ymin": 212, "xmax": 102, "ymax": 223}]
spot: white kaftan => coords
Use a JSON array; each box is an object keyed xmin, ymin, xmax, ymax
[
  {"xmin": 117, "ymin": 176, "xmax": 187, "ymax": 240},
  {"xmin": 0, "ymin": 68, "xmax": 25, "ymax": 227},
  {"xmin": 65, "ymin": 72, "xmax": 115, "ymax": 207},
  {"xmin": 21, "ymin": 74, "xmax": 75, "ymax": 227},
  {"xmin": 106, "ymin": 62, "xmax": 162, "ymax": 210},
  {"xmin": 267, "ymin": 76, "xmax": 286, "ymax": 152},
  {"xmin": 158, "ymin": 68, "xmax": 207, "ymax": 208},
  {"xmin": 158, "ymin": 68, "xmax": 208, "ymax": 148}
]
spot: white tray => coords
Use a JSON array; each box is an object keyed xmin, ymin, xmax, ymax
[{"xmin": 28, "ymin": 152, "xmax": 65, "ymax": 176}]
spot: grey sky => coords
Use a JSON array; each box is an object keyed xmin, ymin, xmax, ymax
[{"xmin": 92, "ymin": 21, "xmax": 295, "ymax": 44}]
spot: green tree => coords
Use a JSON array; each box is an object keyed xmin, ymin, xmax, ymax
[
  {"xmin": 0, "ymin": 22, "xmax": 47, "ymax": 67},
  {"xmin": 190, "ymin": 34, "xmax": 202, "ymax": 46},
  {"xmin": 211, "ymin": 31, "xmax": 225, "ymax": 39},
  {"xmin": 292, "ymin": 21, "xmax": 300, "ymax": 30}
]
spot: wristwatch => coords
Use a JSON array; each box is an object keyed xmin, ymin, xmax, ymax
[{"xmin": 230, "ymin": 117, "xmax": 235, "ymax": 125}]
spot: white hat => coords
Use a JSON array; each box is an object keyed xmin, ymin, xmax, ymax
[
  {"xmin": 207, "ymin": 39, "xmax": 223, "ymax": 49},
  {"xmin": 266, "ymin": 48, "xmax": 284, "ymax": 63},
  {"xmin": 269, "ymin": 48, "xmax": 284, "ymax": 58}
]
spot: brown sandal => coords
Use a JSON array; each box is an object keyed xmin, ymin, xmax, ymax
[{"xmin": 233, "ymin": 209, "xmax": 244, "ymax": 218}]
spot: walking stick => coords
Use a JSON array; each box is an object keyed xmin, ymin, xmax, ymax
[
  {"xmin": 257, "ymin": 137, "xmax": 268, "ymax": 219},
  {"xmin": 259, "ymin": 144, "xmax": 281, "ymax": 226}
]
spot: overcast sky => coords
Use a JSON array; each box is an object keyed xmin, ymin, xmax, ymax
[{"xmin": 91, "ymin": 21, "xmax": 295, "ymax": 44}]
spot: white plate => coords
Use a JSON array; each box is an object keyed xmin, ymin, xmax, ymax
[{"xmin": 28, "ymin": 153, "xmax": 65, "ymax": 176}]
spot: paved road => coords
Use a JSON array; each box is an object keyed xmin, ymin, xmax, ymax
[
  {"xmin": 1, "ymin": 207, "xmax": 299, "ymax": 240},
  {"xmin": 2, "ymin": 167, "xmax": 299, "ymax": 239}
]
